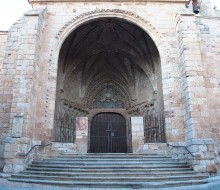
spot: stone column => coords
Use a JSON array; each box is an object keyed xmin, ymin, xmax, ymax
[
  {"xmin": 131, "ymin": 117, "xmax": 144, "ymax": 153},
  {"xmin": 75, "ymin": 117, "xmax": 88, "ymax": 153},
  {"xmin": 176, "ymin": 13, "xmax": 217, "ymax": 172}
]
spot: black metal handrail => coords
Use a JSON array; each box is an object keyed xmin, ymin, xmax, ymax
[
  {"xmin": 167, "ymin": 143, "xmax": 196, "ymax": 157},
  {"xmin": 18, "ymin": 143, "xmax": 52, "ymax": 156}
]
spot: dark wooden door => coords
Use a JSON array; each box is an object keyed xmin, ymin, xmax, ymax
[{"xmin": 90, "ymin": 113, "xmax": 127, "ymax": 153}]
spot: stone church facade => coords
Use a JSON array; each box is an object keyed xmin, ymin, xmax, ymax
[{"xmin": 0, "ymin": 0, "xmax": 220, "ymax": 175}]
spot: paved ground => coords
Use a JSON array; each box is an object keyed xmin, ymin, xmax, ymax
[{"xmin": 0, "ymin": 176, "xmax": 220, "ymax": 190}]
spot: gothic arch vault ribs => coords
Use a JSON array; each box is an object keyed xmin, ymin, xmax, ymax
[{"xmin": 55, "ymin": 17, "xmax": 164, "ymax": 114}]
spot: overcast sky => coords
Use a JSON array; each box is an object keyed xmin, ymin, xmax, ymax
[{"xmin": 0, "ymin": 0, "xmax": 219, "ymax": 30}]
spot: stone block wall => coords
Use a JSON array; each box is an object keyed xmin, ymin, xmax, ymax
[
  {"xmin": 0, "ymin": 0, "xmax": 219, "ymax": 174},
  {"xmin": 198, "ymin": 18, "xmax": 220, "ymax": 144},
  {"xmin": 175, "ymin": 12, "xmax": 220, "ymax": 173},
  {"xmin": 0, "ymin": 31, "xmax": 8, "ymax": 170},
  {"xmin": 0, "ymin": 31, "xmax": 8, "ymax": 71},
  {"xmin": 199, "ymin": 17, "xmax": 220, "ymax": 173},
  {"xmin": 0, "ymin": 8, "xmax": 47, "ymax": 173}
]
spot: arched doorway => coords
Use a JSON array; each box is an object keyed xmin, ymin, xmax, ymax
[
  {"xmin": 53, "ymin": 17, "xmax": 165, "ymax": 150},
  {"xmin": 90, "ymin": 112, "xmax": 127, "ymax": 153}
]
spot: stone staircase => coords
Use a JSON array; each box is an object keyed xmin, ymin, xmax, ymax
[{"xmin": 8, "ymin": 153, "xmax": 209, "ymax": 188}]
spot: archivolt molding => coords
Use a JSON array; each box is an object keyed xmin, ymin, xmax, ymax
[{"xmin": 51, "ymin": 9, "xmax": 170, "ymax": 63}]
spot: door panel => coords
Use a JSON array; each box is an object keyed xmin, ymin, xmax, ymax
[{"xmin": 90, "ymin": 113, "xmax": 127, "ymax": 153}]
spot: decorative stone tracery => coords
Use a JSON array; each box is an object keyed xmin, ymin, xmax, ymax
[{"xmin": 85, "ymin": 78, "xmax": 132, "ymax": 110}]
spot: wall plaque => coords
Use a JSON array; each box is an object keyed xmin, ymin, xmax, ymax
[{"xmin": 12, "ymin": 116, "xmax": 23, "ymax": 138}]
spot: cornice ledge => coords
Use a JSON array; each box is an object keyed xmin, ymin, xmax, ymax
[
  {"xmin": 29, "ymin": 0, "xmax": 188, "ymax": 4},
  {"xmin": 180, "ymin": 13, "xmax": 195, "ymax": 16},
  {"xmin": 24, "ymin": 7, "xmax": 46, "ymax": 16}
]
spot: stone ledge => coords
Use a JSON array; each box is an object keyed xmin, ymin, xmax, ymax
[
  {"xmin": 0, "ymin": 31, "xmax": 8, "ymax": 34},
  {"xmin": 0, "ymin": 173, "xmax": 11, "ymax": 178},
  {"xmin": 24, "ymin": 8, "xmax": 46, "ymax": 16},
  {"xmin": 187, "ymin": 138, "xmax": 214, "ymax": 146},
  {"xmin": 29, "ymin": 0, "xmax": 188, "ymax": 4}
]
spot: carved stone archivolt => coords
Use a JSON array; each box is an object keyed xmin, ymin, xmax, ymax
[
  {"xmin": 53, "ymin": 9, "xmax": 170, "ymax": 65},
  {"xmin": 85, "ymin": 79, "xmax": 132, "ymax": 109}
]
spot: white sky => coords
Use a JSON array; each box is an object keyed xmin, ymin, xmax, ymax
[
  {"xmin": 0, "ymin": 0, "xmax": 220, "ymax": 30},
  {"xmin": 0, "ymin": 0, "xmax": 32, "ymax": 30}
]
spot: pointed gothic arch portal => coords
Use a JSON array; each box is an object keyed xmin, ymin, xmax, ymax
[
  {"xmin": 54, "ymin": 17, "xmax": 165, "ymax": 148},
  {"xmin": 90, "ymin": 112, "xmax": 127, "ymax": 153}
]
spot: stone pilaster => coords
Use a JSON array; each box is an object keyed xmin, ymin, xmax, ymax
[
  {"xmin": 176, "ymin": 13, "xmax": 217, "ymax": 172},
  {"xmin": 75, "ymin": 117, "xmax": 88, "ymax": 153},
  {"xmin": 131, "ymin": 117, "xmax": 144, "ymax": 153},
  {"xmin": 0, "ymin": 8, "xmax": 46, "ymax": 173}
]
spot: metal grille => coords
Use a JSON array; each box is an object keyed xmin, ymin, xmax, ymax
[
  {"xmin": 90, "ymin": 113, "xmax": 127, "ymax": 153},
  {"xmin": 54, "ymin": 114, "xmax": 76, "ymax": 143},
  {"xmin": 144, "ymin": 114, "xmax": 165, "ymax": 143}
]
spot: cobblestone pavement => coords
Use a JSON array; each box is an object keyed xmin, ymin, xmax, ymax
[{"xmin": 0, "ymin": 177, "xmax": 220, "ymax": 190}]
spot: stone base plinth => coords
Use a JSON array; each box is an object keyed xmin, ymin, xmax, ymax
[{"xmin": 137, "ymin": 143, "xmax": 171, "ymax": 155}]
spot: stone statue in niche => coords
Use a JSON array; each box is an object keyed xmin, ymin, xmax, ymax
[{"xmin": 92, "ymin": 85, "xmax": 125, "ymax": 109}]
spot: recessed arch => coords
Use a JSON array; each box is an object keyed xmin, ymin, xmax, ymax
[
  {"xmin": 48, "ymin": 9, "xmax": 170, "ymax": 111},
  {"xmin": 51, "ymin": 9, "xmax": 169, "ymax": 147},
  {"xmin": 50, "ymin": 9, "xmax": 170, "ymax": 72}
]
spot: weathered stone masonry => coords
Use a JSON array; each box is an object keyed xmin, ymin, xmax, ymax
[
  {"xmin": 0, "ymin": 31, "xmax": 9, "ymax": 170},
  {"xmin": 176, "ymin": 12, "xmax": 219, "ymax": 172},
  {"xmin": 0, "ymin": 0, "xmax": 219, "ymax": 174},
  {"xmin": 0, "ymin": 8, "xmax": 46, "ymax": 173}
]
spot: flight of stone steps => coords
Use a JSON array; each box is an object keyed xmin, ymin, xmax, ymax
[{"xmin": 8, "ymin": 153, "xmax": 209, "ymax": 188}]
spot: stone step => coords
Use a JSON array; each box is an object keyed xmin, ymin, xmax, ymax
[
  {"xmin": 44, "ymin": 157, "xmax": 176, "ymax": 162},
  {"xmin": 32, "ymin": 160, "xmax": 188, "ymax": 165},
  {"xmin": 29, "ymin": 163, "xmax": 191, "ymax": 169},
  {"xmin": 20, "ymin": 170, "xmax": 198, "ymax": 177},
  {"xmin": 11, "ymin": 174, "xmax": 207, "ymax": 182},
  {"xmin": 26, "ymin": 167, "xmax": 194, "ymax": 172},
  {"xmin": 53, "ymin": 154, "xmax": 172, "ymax": 159},
  {"xmin": 49, "ymin": 157, "xmax": 174, "ymax": 162},
  {"xmin": 9, "ymin": 153, "xmax": 208, "ymax": 188},
  {"xmin": 8, "ymin": 178, "xmax": 208, "ymax": 188}
]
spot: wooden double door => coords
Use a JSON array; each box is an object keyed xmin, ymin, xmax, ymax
[{"xmin": 90, "ymin": 112, "xmax": 127, "ymax": 153}]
